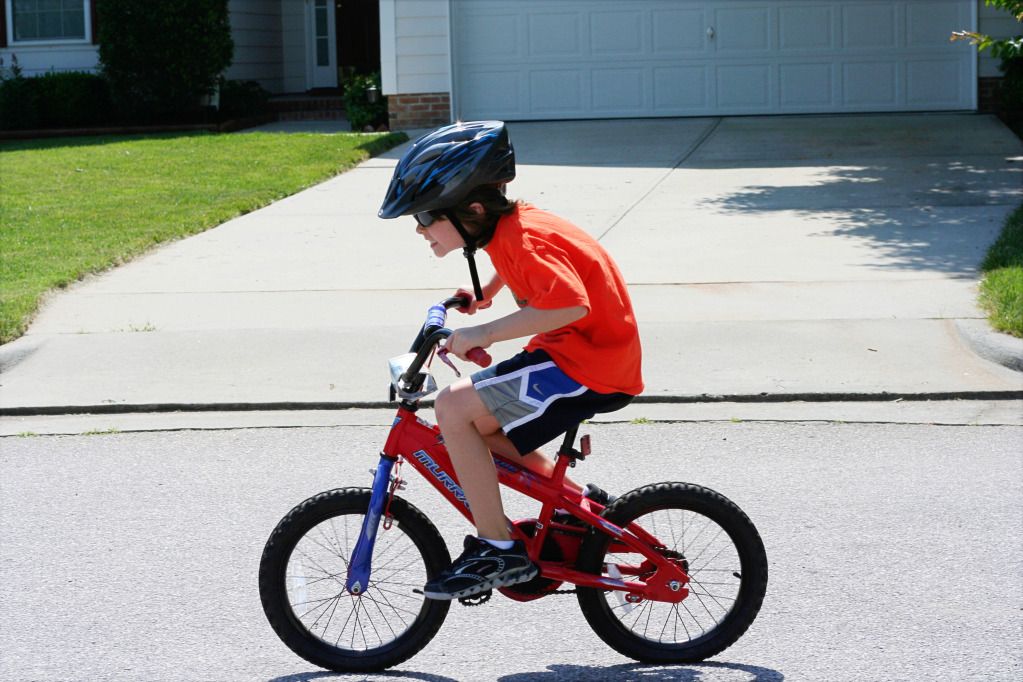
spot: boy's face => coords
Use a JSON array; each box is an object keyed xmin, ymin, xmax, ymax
[{"xmin": 415, "ymin": 214, "xmax": 465, "ymax": 257}]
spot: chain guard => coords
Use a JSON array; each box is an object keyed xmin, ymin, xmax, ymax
[{"xmin": 498, "ymin": 520, "xmax": 582, "ymax": 601}]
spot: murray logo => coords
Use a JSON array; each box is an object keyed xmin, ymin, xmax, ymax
[{"xmin": 411, "ymin": 450, "xmax": 469, "ymax": 510}]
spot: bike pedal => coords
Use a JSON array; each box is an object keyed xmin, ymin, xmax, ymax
[{"xmin": 457, "ymin": 590, "xmax": 492, "ymax": 607}]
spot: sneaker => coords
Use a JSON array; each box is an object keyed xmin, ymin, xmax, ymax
[
  {"xmin": 423, "ymin": 536, "xmax": 538, "ymax": 600},
  {"xmin": 553, "ymin": 484, "xmax": 617, "ymax": 527}
]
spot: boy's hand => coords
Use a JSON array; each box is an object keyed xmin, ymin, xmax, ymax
[
  {"xmin": 454, "ymin": 286, "xmax": 493, "ymax": 315},
  {"xmin": 445, "ymin": 325, "xmax": 492, "ymax": 360}
]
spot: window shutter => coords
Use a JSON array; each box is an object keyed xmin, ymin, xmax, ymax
[
  {"xmin": 1, "ymin": 2, "xmax": 7, "ymax": 49},
  {"xmin": 90, "ymin": 0, "xmax": 98, "ymax": 44}
]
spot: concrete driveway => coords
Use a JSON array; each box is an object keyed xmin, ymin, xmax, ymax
[{"xmin": 1, "ymin": 113, "xmax": 1020, "ymax": 417}]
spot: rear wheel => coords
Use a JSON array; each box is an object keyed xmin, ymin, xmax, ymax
[
  {"xmin": 258, "ymin": 488, "xmax": 451, "ymax": 672},
  {"xmin": 576, "ymin": 482, "xmax": 767, "ymax": 663}
]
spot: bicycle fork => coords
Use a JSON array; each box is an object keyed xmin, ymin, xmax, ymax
[{"xmin": 345, "ymin": 454, "xmax": 398, "ymax": 595}]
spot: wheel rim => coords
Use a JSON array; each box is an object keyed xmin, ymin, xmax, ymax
[
  {"xmin": 285, "ymin": 513, "xmax": 430, "ymax": 652},
  {"xmin": 600, "ymin": 506, "xmax": 744, "ymax": 646}
]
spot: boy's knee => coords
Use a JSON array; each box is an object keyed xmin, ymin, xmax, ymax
[{"xmin": 435, "ymin": 381, "xmax": 488, "ymax": 429}]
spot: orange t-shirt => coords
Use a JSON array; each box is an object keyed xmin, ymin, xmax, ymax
[{"xmin": 484, "ymin": 204, "xmax": 643, "ymax": 395}]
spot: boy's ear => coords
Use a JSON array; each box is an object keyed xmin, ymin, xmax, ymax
[{"xmin": 467, "ymin": 202, "xmax": 485, "ymax": 216}]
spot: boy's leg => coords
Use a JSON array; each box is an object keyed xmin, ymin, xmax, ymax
[
  {"xmin": 433, "ymin": 378, "xmax": 511, "ymax": 540},
  {"xmin": 481, "ymin": 430, "xmax": 583, "ymax": 493}
]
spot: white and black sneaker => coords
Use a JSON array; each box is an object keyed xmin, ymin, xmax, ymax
[{"xmin": 423, "ymin": 536, "xmax": 538, "ymax": 601}]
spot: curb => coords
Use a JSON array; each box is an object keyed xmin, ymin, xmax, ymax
[
  {"xmin": 3, "ymin": 390, "xmax": 1022, "ymax": 418},
  {"xmin": 955, "ymin": 320, "xmax": 1023, "ymax": 373}
]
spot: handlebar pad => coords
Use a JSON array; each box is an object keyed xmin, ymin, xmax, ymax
[
  {"xmin": 425, "ymin": 303, "xmax": 448, "ymax": 330},
  {"xmin": 466, "ymin": 347, "xmax": 493, "ymax": 368}
]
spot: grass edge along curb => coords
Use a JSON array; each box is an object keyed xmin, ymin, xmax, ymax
[
  {"xmin": 0, "ymin": 130, "xmax": 408, "ymax": 344},
  {"xmin": 979, "ymin": 202, "xmax": 1023, "ymax": 338}
]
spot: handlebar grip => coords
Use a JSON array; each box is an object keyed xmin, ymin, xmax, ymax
[{"xmin": 466, "ymin": 347, "xmax": 493, "ymax": 368}]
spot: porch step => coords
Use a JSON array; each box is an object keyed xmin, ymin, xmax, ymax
[{"xmin": 268, "ymin": 95, "xmax": 348, "ymax": 122}]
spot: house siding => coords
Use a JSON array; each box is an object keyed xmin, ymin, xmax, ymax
[
  {"xmin": 224, "ymin": 0, "xmax": 283, "ymax": 92},
  {"xmin": 381, "ymin": 0, "xmax": 449, "ymax": 95},
  {"xmin": 979, "ymin": 1, "xmax": 1020, "ymax": 78},
  {"xmin": 281, "ymin": 0, "xmax": 305, "ymax": 93}
]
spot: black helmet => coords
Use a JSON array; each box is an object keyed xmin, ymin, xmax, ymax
[{"xmin": 378, "ymin": 120, "xmax": 515, "ymax": 219}]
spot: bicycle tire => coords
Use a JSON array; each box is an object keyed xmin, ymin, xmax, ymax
[
  {"xmin": 575, "ymin": 482, "xmax": 768, "ymax": 663},
  {"xmin": 258, "ymin": 488, "xmax": 451, "ymax": 672}
]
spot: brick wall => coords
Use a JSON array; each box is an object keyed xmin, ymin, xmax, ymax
[{"xmin": 388, "ymin": 92, "xmax": 451, "ymax": 130}]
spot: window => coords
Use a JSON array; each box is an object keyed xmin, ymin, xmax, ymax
[{"xmin": 9, "ymin": 0, "xmax": 88, "ymax": 43}]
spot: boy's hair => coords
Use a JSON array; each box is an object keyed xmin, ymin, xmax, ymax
[{"xmin": 449, "ymin": 185, "xmax": 518, "ymax": 247}]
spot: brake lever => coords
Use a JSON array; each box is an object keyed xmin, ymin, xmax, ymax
[{"xmin": 436, "ymin": 347, "xmax": 461, "ymax": 377}]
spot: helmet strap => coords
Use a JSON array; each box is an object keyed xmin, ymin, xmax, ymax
[{"xmin": 445, "ymin": 211, "xmax": 486, "ymax": 303}]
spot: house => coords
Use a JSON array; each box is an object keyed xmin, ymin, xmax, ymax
[{"xmin": 1, "ymin": 1, "xmax": 1017, "ymax": 129}]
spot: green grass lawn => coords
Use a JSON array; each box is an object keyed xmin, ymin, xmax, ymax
[
  {"xmin": 0, "ymin": 130, "xmax": 406, "ymax": 343},
  {"xmin": 980, "ymin": 202, "xmax": 1023, "ymax": 338}
]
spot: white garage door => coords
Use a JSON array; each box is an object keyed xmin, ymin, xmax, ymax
[{"xmin": 452, "ymin": 0, "xmax": 976, "ymax": 120}]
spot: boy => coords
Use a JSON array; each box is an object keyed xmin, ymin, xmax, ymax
[{"xmin": 378, "ymin": 121, "xmax": 642, "ymax": 600}]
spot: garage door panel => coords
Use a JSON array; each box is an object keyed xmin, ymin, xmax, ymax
[
  {"xmin": 462, "ymin": 13, "xmax": 519, "ymax": 59},
  {"xmin": 652, "ymin": 8, "xmax": 707, "ymax": 53},
  {"xmin": 907, "ymin": 2, "xmax": 970, "ymax": 47},
  {"xmin": 779, "ymin": 6, "xmax": 834, "ymax": 50},
  {"xmin": 452, "ymin": 1, "xmax": 975, "ymax": 120},
  {"xmin": 530, "ymin": 70, "xmax": 584, "ymax": 113},
  {"xmin": 460, "ymin": 70, "xmax": 524, "ymax": 116},
  {"xmin": 593, "ymin": 67, "xmax": 646, "ymax": 111},
  {"xmin": 843, "ymin": 62, "xmax": 897, "ymax": 106},
  {"xmin": 906, "ymin": 59, "xmax": 963, "ymax": 106},
  {"xmin": 590, "ymin": 10, "xmax": 644, "ymax": 55},
  {"xmin": 528, "ymin": 12, "xmax": 580, "ymax": 57},
  {"xmin": 842, "ymin": 5, "xmax": 898, "ymax": 49},
  {"xmin": 780, "ymin": 63, "xmax": 834, "ymax": 107},
  {"xmin": 717, "ymin": 64, "xmax": 771, "ymax": 109},
  {"xmin": 715, "ymin": 7, "xmax": 771, "ymax": 53},
  {"xmin": 654, "ymin": 66, "xmax": 709, "ymax": 110}
]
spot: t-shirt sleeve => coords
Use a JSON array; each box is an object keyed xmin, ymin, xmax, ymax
[{"xmin": 516, "ymin": 242, "xmax": 591, "ymax": 311}]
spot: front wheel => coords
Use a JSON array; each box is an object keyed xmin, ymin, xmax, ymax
[
  {"xmin": 258, "ymin": 488, "xmax": 451, "ymax": 672},
  {"xmin": 576, "ymin": 482, "xmax": 768, "ymax": 663}
]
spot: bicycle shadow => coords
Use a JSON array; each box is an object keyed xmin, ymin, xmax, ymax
[
  {"xmin": 498, "ymin": 662, "xmax": 784, "ymax": 681},
  {"xmin": 267, "ymin": 671, "xmax": 459, "ymax": 682}
]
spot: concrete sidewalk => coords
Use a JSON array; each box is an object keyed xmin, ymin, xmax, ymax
[{"xmin": 1, "ymin": 113, "xmax": 1021, "ymax": 416}]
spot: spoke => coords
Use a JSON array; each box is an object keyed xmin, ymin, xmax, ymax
[
  {"xmin": 686, "ymin": 526, "xmax": 727, "ymax": 567},
  {"xmin": 365, "ymin": 588, "xmax": 401, "ymax": 642},
  {"xmin": 681, "ymin": 600, "xmax": 707, "ymax": 636}
]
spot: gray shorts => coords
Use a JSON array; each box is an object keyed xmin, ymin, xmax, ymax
[{"xmin": 471, "ymin": 349, "xmax": 633, "ymax": 455}]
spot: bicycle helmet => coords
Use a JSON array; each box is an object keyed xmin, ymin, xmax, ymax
[
  {"xmin": 378, "ymin": 120, "xmax": 515, "ymax": 222},
  {"xmin": 378, "ymin": 121, "xmax": 516, "ymax": 302}
]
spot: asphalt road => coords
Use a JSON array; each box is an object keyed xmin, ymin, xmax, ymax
[{"xmin": 2, "ymin": 421, "xmax": 1021, "ymax": 681}]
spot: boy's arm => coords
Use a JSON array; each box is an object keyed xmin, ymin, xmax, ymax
[
  {"xmin": 446, "ymin": 305, "xmax": 587, "ymax": 359},
  {"xmin": 456, "ymin": 274, "xmax": 505, "ymax": 314}
]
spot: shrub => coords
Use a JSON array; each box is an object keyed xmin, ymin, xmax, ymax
[
  {"xmin": 217, "ymin": 79, "xmax": 270, "ymax": 120},
  {"xmin": 34, "ymin": 72, "xmax": 112, "ymax": 128},
  {"xmin": 342, "ymin": 72, "xmax": 388, "ymax": 131},
  {"xmin": 0, "ymin": 65, "xmax": 111, "ymax": 130},
  {"xmin": 97, "ymin": 0, "xmax": 233, "ymax": 122},
  {"xmin": 0, "ymin": 58, "xmax": 39, "ymax": 129}
]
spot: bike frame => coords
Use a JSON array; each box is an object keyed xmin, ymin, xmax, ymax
[{"xmin": 347, "ymin": 403, "xmax": 691, "ymax": 604}]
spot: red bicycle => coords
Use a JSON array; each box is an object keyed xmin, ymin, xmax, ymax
[{"xmin": 258, "ymin": 298, "xmax": 768, "ymax": 672}]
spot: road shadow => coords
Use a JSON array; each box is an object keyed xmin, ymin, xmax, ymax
[
  {"xmin": 267, "ymin": 670, "xmax": 459, "ymax": 682},
  {"xmin": 499, "ymin": 661, "xmax": 784, "ymax": 681},
  {"xmin": 699, "ymin": 159, "xmax": 1022, "ymax": 278}
]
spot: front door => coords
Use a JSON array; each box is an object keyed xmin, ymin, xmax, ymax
[{"xmin": 306, "ymin": 0, "xmax": 337, "ymax": 89}]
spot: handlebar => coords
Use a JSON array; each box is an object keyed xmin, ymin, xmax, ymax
[{"xmin": 399, "ymin": 298, "xmax": 493, "ymax": 388}]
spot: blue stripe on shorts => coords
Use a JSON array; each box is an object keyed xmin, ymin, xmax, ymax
[{"xmin": 471, "ymin": 349, "xmax": 634, "ymax": 455}]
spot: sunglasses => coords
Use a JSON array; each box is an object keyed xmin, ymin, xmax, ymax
[{"xmin": 414, "ymin": 211, "xmax": 444, "ymax": 228}]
